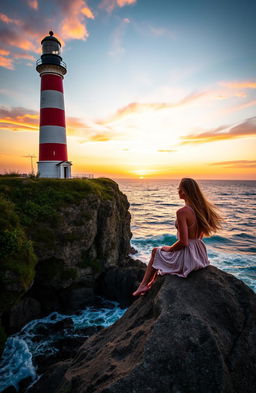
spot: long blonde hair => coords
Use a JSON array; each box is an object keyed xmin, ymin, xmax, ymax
[{"xmin": 179, "ymin": 178, "xmax": 222, "ymax": 237}]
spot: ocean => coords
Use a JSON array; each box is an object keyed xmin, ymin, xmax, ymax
[{"xmin": 1, "ymin": 179, "xmax": 255, "ymax": 392}]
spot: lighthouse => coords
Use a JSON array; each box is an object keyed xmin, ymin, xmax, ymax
[{"xmin": 36, "ymin": 31, "xmax": 72, "ymax": 178}]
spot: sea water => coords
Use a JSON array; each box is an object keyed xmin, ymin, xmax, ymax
[
  {"xmin": 1, "ymin": 179, "xmax": 255, "ymax": 392},
  {"xmin": 0, "ymin": 300, "xmax": 126, "ymax": 392}
]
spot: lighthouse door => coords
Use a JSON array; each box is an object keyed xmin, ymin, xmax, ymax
[{"xmin": 64, "ymin": 166, "xmax": 68, "ymax": 178}]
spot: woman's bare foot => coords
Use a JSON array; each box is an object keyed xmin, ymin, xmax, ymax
[{"xmin": 132, "ymin": 284, "xmax": 151, "ymax": 296}]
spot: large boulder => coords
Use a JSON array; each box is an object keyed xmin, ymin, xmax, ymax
[{"xmin": 28, "ymin": 266, "xmax": 256, "ymax": 393}]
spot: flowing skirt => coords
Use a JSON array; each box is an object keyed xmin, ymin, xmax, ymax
[{"xmin": 152, "ymin": 239, "xmax": 210, "ymax": 278}]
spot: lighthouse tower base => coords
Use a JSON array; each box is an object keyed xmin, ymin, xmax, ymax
[{"xmin": 38, "ymin": 161, "xmax": 72, "ymax": 178}]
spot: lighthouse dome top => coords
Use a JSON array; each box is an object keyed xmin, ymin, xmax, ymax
[
  {"xmin": 41, "ymin": 31, "xmax": 62, "ymax": 57},
  {"xmin": 41, "ymin": 31, "xmax": 62, "ymax": 46}
]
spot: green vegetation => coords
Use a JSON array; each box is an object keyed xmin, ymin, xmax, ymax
[{"xmin": 0, "ymin": 196, "xmax": 37, "ymax": 295}]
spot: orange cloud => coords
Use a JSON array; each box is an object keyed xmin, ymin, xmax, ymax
[
  {"xmin": 100, "ymin": 0, "xmax": 136, "ymax": 12},
  {"xmin": 0, "ymin": 107, "xmax": 113, "ymax": 140},
  {"xmin": 181, "ymin": 117, "xmax": 256, "ymax": 145},
  {"xmin": 81, "ymin": 7, "xmax": 95, "ymax": 19},
  {"xmin": 13, "ymin": 53, "xmax": 35, "ymax": 61},
  {"xmin": 89, "ymin": 133, "xmax": 112, "ymax": 142},
  {"xmin": 59, "ymin": 0, "xmax": 94, "ymax": 40},
  {"xmin": 0, "ymin": 49, "xmax": 9, "ymax": 56},
  {"xmin": 102, "ymin": 92, "xmax": 205, "ymax": 123},
  {"xmin": 0, "ymin": 13, "xmax": 23, "ymax": 26},
  {"xmin": 117, "ymin": 0, "xmax": 136, "ymax": 6},
  {"xmin": 157, "ymin": 149, "xmax": 176, "ymax": 153},
  {"xmin": 0, "ymin": 55, "xmax": 14, "ymax": 70},
  {"xmin": 209, "ymin": 160, "xmax": 256, "ymax": 168},
  {"xmin": 27, "ymin": 0, "xmax": 38, "ymax": 10},
  {"xmin": 0, "ymin": 0, "xmax": 136, "ymax": 70},
  {"xmin": 0, "ymin": 107, "xmax": 39, "ymax": 131},
  {"xmin": 220, "ymin": 81, "xmax": 256, "ymax": 89}
]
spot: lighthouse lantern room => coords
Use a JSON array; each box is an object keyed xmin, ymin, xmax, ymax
[{"xmin": 36, "ymin": 31, "xmax": 72, "ymax": 178}]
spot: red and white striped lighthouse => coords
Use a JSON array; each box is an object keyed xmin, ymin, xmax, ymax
[{"xmin": 36, "ymin": 31, "xmax": 72, "ymax": 178}]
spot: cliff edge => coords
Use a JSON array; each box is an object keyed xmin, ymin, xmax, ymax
[
  {"xmin": 28, "ymin": 265, "xmax": 256, "ymax": 393},
  {"xmin": 0, "ymin": 177, "xmax": 144, "ymax": 353}
]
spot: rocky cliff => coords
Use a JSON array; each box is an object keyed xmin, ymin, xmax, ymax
[
  {"xmin": 0, "ymin": 177, "xmax": 145, "ymax": 353},
  {"xmin": 28, "ymin": 266, "xmax": 256, "ymax": 393}
]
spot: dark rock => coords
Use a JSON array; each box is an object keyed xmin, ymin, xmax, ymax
[
  {"xmin": 2, "ymin": 386, "xmax": 17, "ymax": 393},
  {"xmin": 129, "ymin": 246, "xmax": 138, "ymax": 255},
  {"xmin": 27, "ymin": 362, "xmax": 70, "ymax": 393},
  {"xmin": 18, "ymin": 376, "xmax": 33, "ymax": 393},
  {"xmin": 7, "ymin": 297, "xmax": 41, "ymax": 333},
  {"xmin": 29, "ymin": 266, "xmax": 256, "ymax": 393},
  {"xmin": 96, "ymin": 257, "xmax": 146, "ymax": 307},
  {"xmin": 60, "ymin": 287, "xmax": 96, "ymax": 312}
]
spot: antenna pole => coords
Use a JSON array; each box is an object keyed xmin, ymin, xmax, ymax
[{"xmin": 24, "ymin": 155, "xmax": 36, "ymax": 175}]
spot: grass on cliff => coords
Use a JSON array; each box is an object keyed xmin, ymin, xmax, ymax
[
  {"xmin": 0, "ymin": 176, "xmax": 117, "ymax": 270},
  {"xmin": 0, "ymin": 177, "xmax": 117, "ymax": 232}
]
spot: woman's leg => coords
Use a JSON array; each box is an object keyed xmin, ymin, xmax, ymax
[{"xmin": 132, "ymin": 248, "xmax": 158, "ymax": 296}]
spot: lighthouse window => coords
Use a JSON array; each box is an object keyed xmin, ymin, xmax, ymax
[{"xmin": 42, "ymin": 42, "xmax": 60, "ymax": 55}]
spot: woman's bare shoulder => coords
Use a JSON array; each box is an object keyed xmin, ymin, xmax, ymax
[{"xmin": 176, "ymin": 206, "xmax": 188, "ymax": 216}]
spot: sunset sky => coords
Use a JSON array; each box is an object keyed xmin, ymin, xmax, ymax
[{"xmin": 0, "ymin": 0, "xmax": 255, "ymax": 179}]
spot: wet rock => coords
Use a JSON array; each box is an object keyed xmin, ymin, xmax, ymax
[
  {"xmin": 96, "ymin": 258, "xmax": 146, "ymax": 307},
  {"xmin": 129, "ymin": 246, "xmax": 138, "ymax": 255},
  {"xmin": 60, "ymin": 287, "xmax": 96, "ymax": 312},
  {"xmin": 7, "ymin": 297, "xmax": 41, "ymax": 334},
  {"xmin": 28, "ymin": 266, "xmax": 256, "ymax": 393}
]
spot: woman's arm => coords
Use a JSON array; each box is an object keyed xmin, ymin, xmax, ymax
[{"xmin": 161, "ymin": 209, "xmax": 189, "ymax": 252}]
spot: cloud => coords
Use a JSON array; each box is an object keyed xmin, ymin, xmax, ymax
[
  {"xmin": 181, "ymin": 117, "xmax": 256, "ymax": 145},
  {"xmin": 100, "ymin": 0, "xmax": 136, "ymax": 13},
  {"xmin": 0, "ymin": 26, "xmax": 38, "ymax": 52},
  {"xmin": 157, "ymin": 149, "xmax": 176, "ymax": 153},
  {"xmin": 220, "ymin": 81, "xmax": 256, "ymax": 89},
  {"xmin": 117, "ymin": 0, "xmax": 136, "ymax": 6},
  {"xmin": 13, "ymin": 53, "xmax": 35, "ymax": 61},
  {"xmin": 57, "ymin": 0, "xmax": 94, "ymax": 40},
  {"xmin": 0, "ymin": 106, "xmax": 39, "ymax": 131},
  {"xmin": 89, "ymin": 133, "xmax": 113, "ymax": 142},
  {"xmin": 27, "ymin": 0, "xmax": 39, "ymax": 10},
  {"xmin": 149, "ymin": 26, "xmax": 175, "ymax": 39},
  {"xmin": 0, "ymin": 107, "xmax": 116, "ymax": 141},
  {"xmin": 81, "ymin": 6, "xmax": 95, "ymax": 19},
  {"xmin": 108, "ymin": 16, "xmax": 132, "ymax": 55},
  {"xmin": 0, "ymin": 0, "xmax": 136, "ymax": 70},
  {"xmin": 0, "ymin": 13, "xmax": 23, "ymax": 26},
  {"xmin": 0, "ymin": 54, "xmax": 14, "ymax": 70},
  {"xmin": 0, "ymin": 49, "xmax": 9, "ymax": 55},
  {"xmin": 209, "ymin": 160, "xmax": 256, "ymax": 168},
  {"xmin": 103, "ymin": 91, "xmax": 205, "ymax": 123}
]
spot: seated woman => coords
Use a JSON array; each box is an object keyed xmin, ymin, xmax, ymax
[{"xmin": 132, "ymin": 178, "xmax": 222, "ymax": 296}]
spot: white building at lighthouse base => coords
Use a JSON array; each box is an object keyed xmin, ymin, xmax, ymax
[{"xmin": 37, "ymin": 160, "xmax": 72, "ymax": 178}]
